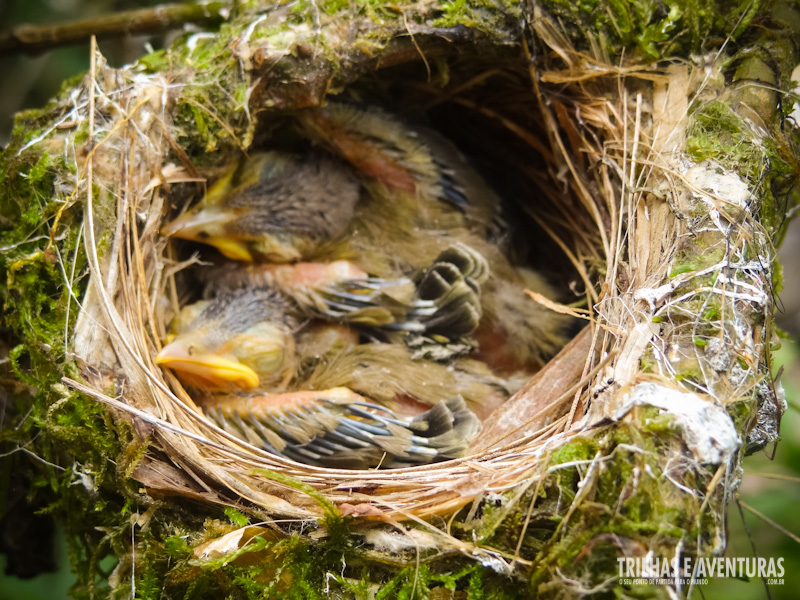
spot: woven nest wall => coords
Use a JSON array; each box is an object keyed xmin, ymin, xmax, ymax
[{"xmin": 2, "ymin": 1, "xmax": 798, "ymax": 597}]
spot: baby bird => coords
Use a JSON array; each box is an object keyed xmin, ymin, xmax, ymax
[
  {"xmin": 158, "ymin": 256, "xmax": 509, "ymax": 402},
  {"xmin": 296, "ymin": 103, "xmax": 569, "ymax": 368},
  {"xmin": 156, "ymin": 288, "xmax": 297, "ymax": 392},
  {"xmin": 161, "ymin": 151, "xmax": 360, "ymax": 263},
  {"xmin": 200, "ymin": 242, "xmax": 489, "ymax": 359},
  {"xmin": 161, "ymin": 104, "xmax": 500, "ymax": 277},
  {"xmin": 156, "ymin": 286, "xmax": 509, "ymax": 468},
  {"xmin": 296, "ymin": 103, "xmax": 499, "ymax": 235}
]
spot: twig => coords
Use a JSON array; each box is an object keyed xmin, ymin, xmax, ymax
[
  {"xmin": 746, "ymin": 472, "xmax": 800, "ymax": 482},
  {"xmin": 736, "ymin": 499, "xmax": 773, "ymax": 600},
  {"xmin": 0, "ymin": 2, "xmax": 230, "ymax": 55},
  {"xmin": 739, "ymin": 500, "xmax": 800, "ymax": 544}
]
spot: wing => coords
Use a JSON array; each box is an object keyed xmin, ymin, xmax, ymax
[
  {"xmin": 318, "ymin": 242, "xmax": 488, "ymax": 359},
  {"xmin": 203, "ymin": 388, "xmax": 479, "ymax": 469},
  {"xmin": 198, "ymin": 244, "xmax": 490, "ymax": 360}
]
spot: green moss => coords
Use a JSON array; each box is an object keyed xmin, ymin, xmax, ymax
[
  {"xmin": 549, "ymin": 437, "xmax": 598, "ymax": 465},
  {"xmin": 224, "ymin": 507, "xmax": 250, "ymax": 528},
  {"xmin": 669, "ymin": 239, "xmax": 725, "ymax": 278},
  {"xmin": 640, "ymin": 347, "xmax": 659, "ymax": 373},
  {"xmin": 136, "ymin": 49, "xmax": 170, "ymax": 73},
  {"xmin": 520, "ymin": 420, "xmax": 725, "ymax": 592},
  {"xmin": 312, "ymin": 0, "xmax": 395, "ymax": 20},
  {"xmin": 727, "ymin": 397, "xmax": 759, "ymax": 434},
  {"xmin": 535, "ymin": 0, "xmax": 762, "ymax": 63},
  {"xmin": 635, "ymin": 3, "xmax": 682, "ymax": 60},
  {"xmin": 686, "ymin": 101, "xmax": 767, "ymax": 181},
  {"xmin": 642, "ymin": 412, "xmax": 681, "ymax": 435},
  {"xmin": 685, "ymin": 94, "xmax": 800, "ymax": 235},
  {"xmin": 0, "ymin": 86, "xmax": 154, "ymax": 599},
  {"xmin": 124, "ymin": 526, "xmax": 528, "ymax": 599},
  {"xmin": 434, "ymin": 0, "xmax": 522, "ymax": 32}
]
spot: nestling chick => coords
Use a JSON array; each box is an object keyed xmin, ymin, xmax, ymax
[
  {"xmin": 156, "ymin": 288, "xmax": 296, "ymax": 392},
  {"xmin": 157, "ymin": 284, "xmax": 510, "ymax": 410},
  {"xmin": 161, "ymin": 151, "xmax": 360, "ymax": 263},
  {"xmin": 297, "ymin": 102, "xmax": 499, "ymax": 234},
  {"xmin": 156, "ymin": 287, "xmax": 501, "ymax": 467},
  {"xmin": 162, "ymin": 103, "xmax": 501, "ymax": 277},
  {"xmin": 296, "ymin": 104, "xmax": 569, "ymax": 367}
]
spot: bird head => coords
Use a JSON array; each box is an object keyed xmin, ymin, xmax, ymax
[
  {"xmin": 156, "ymin": 289, "xmax": 296, "ymax": 392},
  {"xmin": 160, "ymin": 203, "xmax": 260, "ymax": 262},
  {"xmin": 161, "ymin": 151, "xmax": 360, "ymax": 263}
]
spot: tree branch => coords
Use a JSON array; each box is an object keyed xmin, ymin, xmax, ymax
[{"xmin": 0, "ymin": 2, "xmax": 230, "ymax": 55}]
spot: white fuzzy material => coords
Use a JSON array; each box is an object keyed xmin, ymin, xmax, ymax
[
  {"xmin": 684, "ymin": 161, "xmax": 752, "ymax": 211},
  {"xmin": 363, "ymin": 527, "xmax": 438, "ymax": 553},
  {"xmin": 612, "ymin": 383, "xmax": 739, "ymax": 464}
]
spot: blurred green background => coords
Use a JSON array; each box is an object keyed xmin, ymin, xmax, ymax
[
  {"xmin": 0, "ymin": 0, "xmax": 165, "ymax": 146},
  {"xmin": 0, "ymin": 2, "xmax": 798, "ymax": 598}
]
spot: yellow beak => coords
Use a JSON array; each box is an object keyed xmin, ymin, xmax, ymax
[
  {"xmin": 156, "ymin": 343, "xmax": 260, "ymax": 390},
  {"xmin": 161, "ymin": 208, "xmax": 254, "ymax": 262}
]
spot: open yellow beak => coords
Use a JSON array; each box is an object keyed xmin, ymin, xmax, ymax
[
  {"xmin": 161, "ymin": 208, "xmax": 254, "ymax": 262},
  {"xmin": 156, "ymin": 343, "xmax": 260, "ymax": 390},
  {"xmin": 204, "ymin": 236, "xmax": 254, "ymax": 262}
]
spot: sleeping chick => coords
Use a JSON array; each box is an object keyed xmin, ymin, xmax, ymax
[
  {"xmin": 161, "ymin": 151, "xmax": 360, "ymax": 263},
  {"xmin": 156, "ymin": 288, "xmax": 296, "ymax": 392},
  {"xmin": 156, "ymin": 286, "xmax": 508, "ymax": 468},
  {"xmin": 161, "ymin": 103, "xmax": 500, "ymax": 275},
  {"xmin": 157, "ymin": 244, "xmax": 508, "ymax": 406},
  {"xmin": 199, "ymin": 242, "xmax": 490, "ymax": 360}
]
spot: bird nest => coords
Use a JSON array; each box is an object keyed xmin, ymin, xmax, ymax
[
  {"xmin": 63, "ymin": 24, "xmax": 615, "ymax": 521},
  {"xmin": 2, "ymin": 1, "xmax": 792, "ymax": 595}
]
